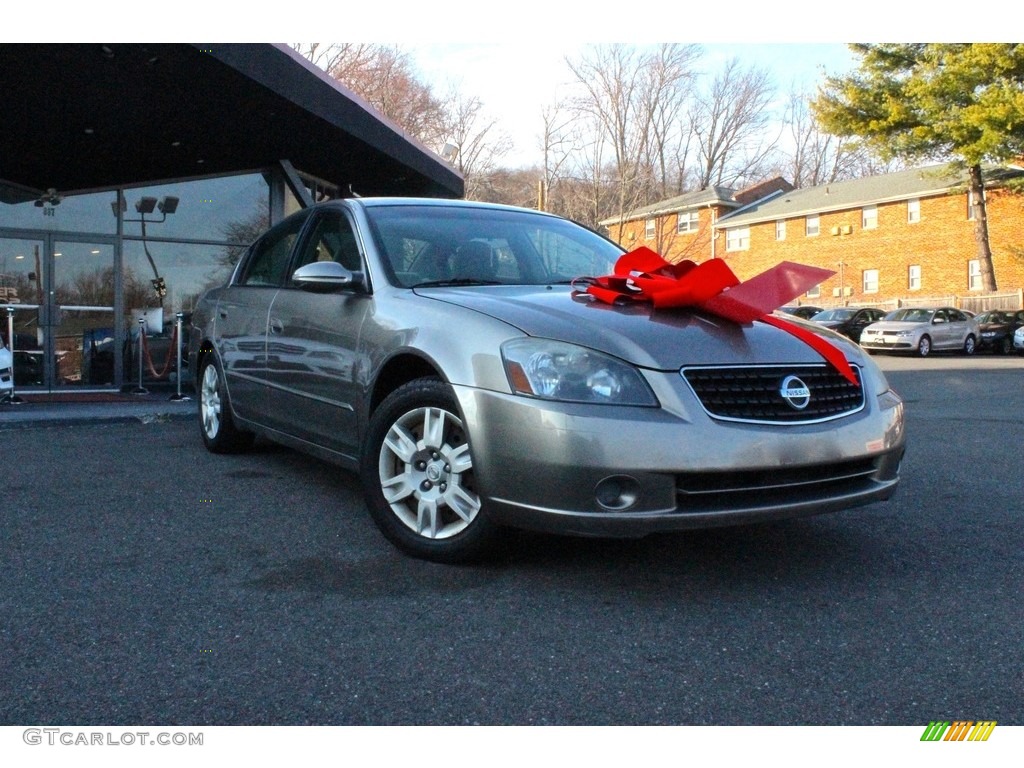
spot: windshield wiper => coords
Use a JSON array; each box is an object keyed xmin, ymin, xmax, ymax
[{"xmin": 412, "ymin": 278, "xmax": 502, "ymax": 288}]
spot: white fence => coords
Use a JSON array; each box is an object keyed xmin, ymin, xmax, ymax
[{"xmin": 820, "ymin": 288, "xmax": 1023, "ymax": 313}]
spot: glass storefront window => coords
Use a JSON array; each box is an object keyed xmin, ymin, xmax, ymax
[
  {"xmin": 121, "ymin": 173, "xmax": 270, "ymax": 243},
  {"xmin": 122, "ymin": 240, "xmax": 235, "ymax": 385},
  {"xmin": 0, "ymin": 189, "xmax": 119, "ymax": 234}
]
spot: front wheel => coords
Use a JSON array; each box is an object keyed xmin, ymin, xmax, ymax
[
  {"xmin": 917, "ymin": 335, "xmax": 932, "ymax": 357},
  {"xmin": 360, "ymin": 378, "xmax": 499, "ymax": 562},
  {"xmin": 963, "ymin": 335, "xmax": 977, "ymax": 356}
]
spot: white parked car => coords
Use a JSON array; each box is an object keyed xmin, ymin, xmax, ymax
[
  {"xmin": 860, "ymin": 307, "xmax": 980, "ymax": 357},
  {"xmin": 0, "ymin": 339, "xmax": 13, "ymax": 397}
]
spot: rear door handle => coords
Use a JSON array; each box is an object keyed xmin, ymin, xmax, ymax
[{"xmin": 269, "ymin": 318, "xmax": 284, "ymax": 334}]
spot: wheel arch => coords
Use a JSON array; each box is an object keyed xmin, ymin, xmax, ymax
[{"xmin": 368, "ymin": 352, "xmax": 445, "ymax": 417}]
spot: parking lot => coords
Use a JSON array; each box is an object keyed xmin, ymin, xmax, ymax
[{"xmin": 1, "ymin": 353, "xmax": 1022, "ymax": 726}]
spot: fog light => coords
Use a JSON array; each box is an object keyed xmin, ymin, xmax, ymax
[{"xmin": 594, "ymin": 475, "xmax": 640, "ymax": 511}]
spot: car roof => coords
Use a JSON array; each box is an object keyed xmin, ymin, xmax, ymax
[{"xmin": 343, "ymin": 196, "xmax": 563, "ymax": 219}]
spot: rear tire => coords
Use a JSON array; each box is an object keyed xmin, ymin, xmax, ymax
[
  {"xmin": 963, "ymin": 335, "xmax": 977, "ymax": 356},
  {"xmin": 360, "ymin": 378, "xmax": 500, "ymax": 563},
  {"xmin": 198, "ymin": 355, "xmax": 254, "ymax": 454}
]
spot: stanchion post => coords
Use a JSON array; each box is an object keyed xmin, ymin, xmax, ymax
[
  {"xmin": 2, "ymin": 306, "xmax": 24, "ymax": 404},
  {"xmin": 169, "ymin": 311, "xmax": 190, "ymax": 401},
  {"xmin": 130, "ymin": 316, "xmax": 148, "ymax": 395}
]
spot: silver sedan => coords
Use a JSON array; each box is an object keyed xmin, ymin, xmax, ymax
[
  {"xmin": 860, "ymin": 307, "xmax": 980, "ymax": 357},
  {"xmin": 189, "ymin": 198, "xmax": 906, "ymax": 562}
]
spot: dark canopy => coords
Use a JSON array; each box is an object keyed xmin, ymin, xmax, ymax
[{"xmin": 0, "ymin": 43, "xmax": 463, "ymax": 202}]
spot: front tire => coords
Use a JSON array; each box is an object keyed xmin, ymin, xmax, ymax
[
  {"xmin": 917, "ymin": 335, "xmax": 932, "ymax": 357},
  {"xmin": 361, "ymin": 378, "xmax": 499, "ymax": 562},
  {"xmin": 199, "ymin": 355, "xmax": 254, "ymax": 453},
  {"xmin": 963, "ymin": 334, "xmax": 977, "ymax": 356}
]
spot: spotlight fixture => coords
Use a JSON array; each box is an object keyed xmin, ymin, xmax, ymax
[
  {"xmin": 135, "ymin": 197, "xmax": 158, "ymax": 214},
  {"xmin": 157, "ymin": 196, "xmax": 179, "ymax": 215},
  {"xmin": 34, "ymin": 188, "xmax": 63, "ymax": 207}
]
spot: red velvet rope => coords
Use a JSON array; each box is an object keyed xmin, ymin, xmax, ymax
[
  {"xmin": 139, "ymin": 324, "xmax": 178, "ymax": 379},
  {"xmin": 573, "ymin": 247, "xmax": 859, "ymax": 386}
]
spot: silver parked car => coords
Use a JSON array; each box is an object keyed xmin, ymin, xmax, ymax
[
  {"xmin": 860, "ymin": 307, "xmax": 980, "ymax": 357},
  {"xmin": 189, "ymin": 198, "xmax": 906, "ymax": 562}
]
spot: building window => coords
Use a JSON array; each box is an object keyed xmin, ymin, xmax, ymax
[
  {"xmin": 806, "ymin": 285, "xmax": 821, "ymax": 299},
  {"xmin": 677, "ymin": 211, "xmax": 699, "ymax": 234},
  {"xmin": 908, "ymin": 264, "xmax": 921, "ymax": 291},
  {"xmin": 968, "ymin": 259, "xmax": 983, "ymax": 290},
  {"xmin": 862, "ymin": 205, "xmax": 878, "ymax": 229},
  {"xmin": 644, "ymin": 219, "xmax": 655, "ymax": 240},
  {"xmin": 775, "ymin": 220, "xmax": 786, "ymax": 240},
  {"xmin": 806, "ymin": 214, "xmax": 819, "ymax": 237},
  {"xmin": 725, "ymin": 227, "xmax": 750, "ymax": 252},
  {"xmin": 863, "ymin": 269, "xmax": 879, "ymax": 294},
  {"xmin": 907, "ymin": 198, "xmax": 920, "ymax": 223},
  {"xmin": 967, "ymin": 189, "xmax": 985, "ymax": 220}
]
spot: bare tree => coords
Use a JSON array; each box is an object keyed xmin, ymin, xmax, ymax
[
  {"xmin": 565, "ymin": 44, "xmax": 649, "ymax": 220},
  {"xmin": 638, "ymin": 43, "xmax": 702, "ymax": 199},
  {"xmin": 293, "ymin": 43, "xmax": 448, "ymax": 150},
  {"xmin": 690, "ymin": 58, "xmax": 778, "ymax": 188},
  {"xmin": 442, "ymin": 90, "xmax": 513, "ymax": 200},
  {"xmin": 565, "ymin": 44, "xmax": 701, "ymax": 226},
  {"xmin": 780, "ymin": 89, "xmax": 862, "ymax": 188}
]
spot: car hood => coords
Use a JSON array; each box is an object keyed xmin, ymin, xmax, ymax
[{"xmin": 415, "ymin": 285, "xmax": 859, "ymax": 370}]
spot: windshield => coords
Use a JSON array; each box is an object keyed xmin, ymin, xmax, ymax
[
  {"xmin": 814, "ymin": 308, "xmax": 855, "ymax": 321},
  {"xmin": 976, "ymin": 311, "xmax": 1007, "ymax": 323},
  {"xmin": 363, "ymin": 205, "xmax": 624, "ymax": 288},
  {"xmin": 884, "ymin": 308, "xmax": 935, "ymax": 323}
]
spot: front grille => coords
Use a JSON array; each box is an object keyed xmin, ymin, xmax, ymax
[
  {"xmin": 676, "ymin": 457, "xmax": 881, "ymax": 512},
  {"xmin": 682, "ymin": 364, "xmax": 864, "ymax": 424}
]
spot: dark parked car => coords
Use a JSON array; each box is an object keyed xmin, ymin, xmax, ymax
[
  {"xmin": 189, "ymin": 198, "xmax": 905, "ymax": 562},
  {"xmin": 780, "ymin": 305, "xmax": 824, "ymax": 320},
  {"xmin": 810, "ymin": 307, "xmax": 888, "ymax": 344},
  {"xmin": 974, "ymin": 309, "xmax": 1024, "ymax": 354}
]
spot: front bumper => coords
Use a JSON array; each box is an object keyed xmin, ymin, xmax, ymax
[
  {"xmin": 860, "ymin": 336, "xmax": 915, "ymax": 351},
  {"xmin": 453, "ymin": 370, "xmax": 905, "ymax": 538}
]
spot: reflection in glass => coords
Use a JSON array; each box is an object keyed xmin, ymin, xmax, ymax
[
  {"xmin": 0, "ymin": 237, "xmax": 45, "ymax": 386},
  {"xmin": 122, "ymin": 241, "xmax": 235, "ymax": 385},
  {"xmin": 0, "ymin": 190, "xmax": 119, "ymax": 234},
  {"xmin": 52, "ymin": 242, "xmax": 115, "ymax": 387},
  {"xmin": 121, "ymin": 174, "xmax": 270, "ymax": 242}
]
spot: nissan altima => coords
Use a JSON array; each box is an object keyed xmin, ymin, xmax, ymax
[{"xmin": 189, "ymin": 198, "xmax": 905, "ymax": 562}]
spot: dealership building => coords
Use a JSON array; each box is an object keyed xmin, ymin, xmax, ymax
[{"xmin": 0, "ymin": 43, "xmax": 463, "ymax": 393}]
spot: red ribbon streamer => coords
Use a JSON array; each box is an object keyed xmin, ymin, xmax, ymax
[{"xmin": 575, "ymin": 247, "xmax": 859, "ymax": 386}]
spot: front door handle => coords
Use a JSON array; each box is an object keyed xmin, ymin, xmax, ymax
[{"xmin": 269, "ymin": 318, "xmax": 284, "ymax": 334}]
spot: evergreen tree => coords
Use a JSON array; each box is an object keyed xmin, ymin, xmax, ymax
[{"xmin": 813, "ymin": 44, "xmax": 1024, "ymax": 290}]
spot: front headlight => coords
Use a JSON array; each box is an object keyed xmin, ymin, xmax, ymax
[
  {"xmin": 501, "ymin": 338, "xmax": 658, "ymax": 406},
  {"xmin": 859, "ymin": 354, "xmax": 891, "ymax": 398}
]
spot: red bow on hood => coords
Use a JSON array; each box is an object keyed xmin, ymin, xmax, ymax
[{"xmin": 574, "ymin": 247, "xmax": 858, "ymax": 386}]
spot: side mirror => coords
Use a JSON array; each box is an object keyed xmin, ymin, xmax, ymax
[{"xmin": 292, "ymin": 261, "xmax": 365, "ymax": 293}]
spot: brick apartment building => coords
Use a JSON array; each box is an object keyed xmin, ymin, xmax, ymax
[{"xmin": 603, "ymin": 164, "xmax": 1024, "ymax": 310}]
